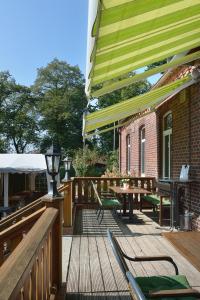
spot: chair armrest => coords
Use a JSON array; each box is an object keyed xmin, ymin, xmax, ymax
[
  {"xmin": 124, "ymin": 255, "xmax": 178, "ymax": 275},
  {"xmin": 148, "ymin": 288, "xmax": 200, "ymax": 298}
]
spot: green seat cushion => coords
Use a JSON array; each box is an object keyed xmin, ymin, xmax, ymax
[
  {"xmin": 143, "ymin": 195, "xmax": 170, "ymax": 206},
  {"xmin": 101, "ymin": 198, "xmax": 122, "ymax": 207},
  {"xmin": 135, "ymin": 275, "xmax": 195, "ymax": 300}
]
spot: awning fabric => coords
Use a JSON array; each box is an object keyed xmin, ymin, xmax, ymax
[
  {"xmin": 86, "ymin": 0, "xmax": 200, "ymax": 97},
  {"xmin": 0, "ymin": 154, "xmax": 47, "ymax": 174},
  {"xmin": 84, "ymin": 75, "xmax": 194, "ymax": 136},
  {"xmin": 92, "ymin": 50, "xmax": 200, "ymax": 98}
]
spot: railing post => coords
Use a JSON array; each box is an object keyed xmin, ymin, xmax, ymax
[
  {"xmin": 62, "ymin": 179, "xmax": 73, "ymax": 227},
  {"xmin": 43, "ymin": 195, "xmax": 63, "ymax": 290}
]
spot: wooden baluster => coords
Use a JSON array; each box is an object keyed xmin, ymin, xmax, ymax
[
  {"xmin": 63, "ymin": 181, "xmax": 72, "ymax": 227},
  {"xmin": 84, "ymin": 179, "xmax": 89, "ymax": 203},
  {"xmin": 146, "ymin": 179, "xmax": 151, "ymax": 191},
  {"xmin": 31, "ymin": 263, "xmax": 37, "ymax": 300},
  {"xmin": 23, "ymin": 273, "xmax": 31, "ymax": 300},
  {"xmin": 78, "ymin": 178, "xmax": 82, "ymax": 203},
  {"xmin": 141, "ymin": 179, "xmax": 145, "ymax": 188},
  {"xmin": 134, "ymin": 178, "xmax": 138, "ymax": 187},
  {"xmin": 42, "ymin": 245, "xmax": 47, "ymax": 300},
  {"xmin": 103, "ymin": 179, "xmax": 108, "ymax": 193},
  {"xmin": 72, "ymin": 178, "xmax": 76, "ymax": 203},
  {"xmin": 97, "ymin": 180, "xmax": 101, "ymax": 196},
  {"xmin": 90, "ymin": 181, "xmax": 94, "ymax": 203},
  {"xmin": 116, "ymin": 178, "xmax": 120, "ymax": 187}
]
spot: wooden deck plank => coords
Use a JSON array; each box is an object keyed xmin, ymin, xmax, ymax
[
  {"xmin": 79, "ymin": 236, "xmax": 92, "ymax": 293},
  {"xmin": 66, "ymin": 236, "xmax": 80, "ymax": 293},
  {"xmin": 96, "ymin": 235, "xmax": 119, "ymax": 292},
  {"xmin": 103, "ymin": 236, "xmax": 128, "ymax": 292},
  {"xmin": 118, "ymin": 236, "xmax": 146, "ymax": 277},
  {"xmin": 88, "ymin": 236, "xmax": 105, "ymax": 293}
]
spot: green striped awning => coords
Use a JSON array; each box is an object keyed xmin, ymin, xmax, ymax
[
  {"xmin": 85, "ymin": 0, "xmax": 200, "ymax": 97},
  {"xmin": 84, "ymin": 76, "xmax": 195, "ymax": 136}
]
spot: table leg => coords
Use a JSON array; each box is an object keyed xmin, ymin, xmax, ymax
[
  {"xmin": 123, "ymin": 194, "xmax": 127, "ymax": 215},
  {"xmin": 129, "ymin": 194, "xmax": 133, "ymax": 220}
]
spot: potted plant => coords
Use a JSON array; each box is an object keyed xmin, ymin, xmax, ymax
[{"xmin": 121, "ymin": 178, "xmax": 130, "ymax": 189}]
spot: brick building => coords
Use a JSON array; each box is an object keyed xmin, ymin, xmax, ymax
[{"xmin": 119, "ymin": 61, "xmax": 200, "ymax": 230}]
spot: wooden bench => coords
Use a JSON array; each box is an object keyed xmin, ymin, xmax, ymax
[{"xmin": 91, "ymin": 181, "xmax": 122, "ymax": 224}]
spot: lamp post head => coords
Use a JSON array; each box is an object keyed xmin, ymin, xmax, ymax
[
  {"xmin": 63, "ymin": 156, "xmax": 72, "ymax": 181},
  {"xmin": 45, "ymin": 145, "xmax": 61, "ymax": 197},
  {"xmin": 63, "ymin": 156, "xmax": 72, "ymax": 171}
]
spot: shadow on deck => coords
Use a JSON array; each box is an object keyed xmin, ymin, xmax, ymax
[{"xmin": 64, "ymin": 209, "xmax": 200, "ymax": 299}]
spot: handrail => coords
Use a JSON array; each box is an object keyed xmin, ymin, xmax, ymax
[
  {"xmin": 0, "ymin": 196, "xmax": 45, "ymax": 231},
  {"xmin": 0, "ymin": 206, "xmax": 46, "ymax": 266},
  {"xmin": 0, "ymin": 207, "xmax": 58, "ymax": 300}
]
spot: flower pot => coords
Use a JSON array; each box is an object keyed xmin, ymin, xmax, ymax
[{"xmin": 123, "ymin": 183, "xmax": 129, "ymax": 189}]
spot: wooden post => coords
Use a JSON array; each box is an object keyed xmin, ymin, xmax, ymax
[
  {"xmin": 43, "ymin": 194, "xmax": 63, "ymax": 290},
  {"xmin": 62, "ymin": 180, "xmax": 73, "ymax": 227}
]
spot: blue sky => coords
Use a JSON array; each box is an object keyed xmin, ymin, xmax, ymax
[{"xmin": 0, "ymin": 0, "xmax": 88, "ymax": 86}]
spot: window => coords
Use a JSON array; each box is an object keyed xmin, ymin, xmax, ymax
[
  {"xmin": 126, "ymin": 134, "xmax": 131, "ymax": 174},
  {"xmin": 140, "ymin": 127, "xmax": 145, "ymax": 176},
  {"xmin": 163, "ymin": 112, "xmax": 172, "ymax": 179}
]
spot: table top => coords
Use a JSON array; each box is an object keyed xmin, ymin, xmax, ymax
[
  {"xmin": 163, "ymin": 231, "xmax": 200, "ymax": 272},
  {"xmin": 109, "ymin": 186, "xmax": 151, "ymax": 194}
]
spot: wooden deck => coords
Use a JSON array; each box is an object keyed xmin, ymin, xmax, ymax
[{"xmin": 64, "ymin": 209, "xmax": 200, "ymax": 299}]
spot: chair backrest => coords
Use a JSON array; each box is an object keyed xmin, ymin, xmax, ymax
[
  {"xmin": 107, "ymin": 229, "xmax": 129, "ymax": 281},
  {"xmin": 91, "ymin": 181, "xmax": 102, "ymax": 206},
  {"xmin": 126, "ymin": 271, "xmax": 146, "ymax": 300}
]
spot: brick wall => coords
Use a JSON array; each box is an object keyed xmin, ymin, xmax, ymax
[
  {"xmin": 157, "ymin": 82, "xmax": 200, "ymax": 230},
  {"xmin": 120, "ymin": 113, "xmax": 158, "ymax": 177}
]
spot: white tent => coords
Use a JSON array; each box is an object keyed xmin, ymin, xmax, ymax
[{"xmin": 0, "ymin": 154, "xmax": 47, "ymax": 207}]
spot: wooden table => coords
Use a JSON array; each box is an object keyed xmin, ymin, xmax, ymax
[
  {"xmin": 109, "ymin": 186, "xmax": 151, "ymax": 220},
  {"xmin": 163, "ymin": 231, "xmax": 200, "ymax": 272}
]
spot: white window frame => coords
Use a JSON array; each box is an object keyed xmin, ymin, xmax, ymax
[
  {"xmin": 140, "ymin": 127, "xmax": 145, "ymax": 177},
  {"xmin": 162, "ymin": 111, "xmax": 172, "ymax": 179},
  {"xmin": 126, "ymin": 134, "xmax": 131, "ymax": 174}
]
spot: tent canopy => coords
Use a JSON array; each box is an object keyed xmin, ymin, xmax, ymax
[{"xmin": 0, "ymin": 154, "xmax": 47, "ymax": 174}]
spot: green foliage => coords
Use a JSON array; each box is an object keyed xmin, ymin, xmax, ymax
[
  {"xmin": 0, "ymin": 71, "xmax": 39, "ymax": 153},
  {"xmin": 106, "ymin": 150, "xmax": 119, "ymax": 172},
  {"xmin": 145, "ymin": 59, "xmax": 168, "ymax": 71},
  {"xmin": 73, "ymin": 146, "xmax": 106, "ymax": 177},
  {"xmin": 32, "ymin": 58, "xmax": 87, "ymax": 152}
]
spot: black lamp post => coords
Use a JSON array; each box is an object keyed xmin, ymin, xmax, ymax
[
  {"xmin": 45, "ymin": 145, "xmax": 61, "ymax": 197},
  {"xmin": 63, "ymin": 156, "xmax": 72, "ymax": 180}
]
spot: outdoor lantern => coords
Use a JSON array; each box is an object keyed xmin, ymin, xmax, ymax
[
  {"xmin": 63, "ymin": 156, "xmax": 72, "ymax": 180},
  {"xmin": 45, "ymin": 145, "xmax": 61, "ymax": 197}
]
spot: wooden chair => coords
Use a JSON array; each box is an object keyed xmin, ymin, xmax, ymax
[
  {"xmin": 107, "ymin": 229, "xmax": 200, "ymax": 300},
  {"xmin": 91, "ymin": 181, "xmax": 122, "ymax": 224},
  {"xmin": 141, "ymin": 182, "xmax": 171, "ymax": 226}
]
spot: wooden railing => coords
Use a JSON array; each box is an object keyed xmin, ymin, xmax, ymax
[
  {"xmin": 0, "ymin": 207, "xmax": 59, "ymax": 300},
  {"xmin": 0, "ymin": 197, "xmax": 45, "ymax": 232},
  {"xmin": 72, "ymin": 176, "xmax": 156, "ymax": 204},
  {"xmin": 0, "ymin": 206, "xmax": 46, "ymax": 267}
]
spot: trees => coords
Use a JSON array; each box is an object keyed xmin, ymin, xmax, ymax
[
  {"xmin": 0, "ymin": 71, "xmax": 39, "ymax": 153},
  {"xmin": 33, "ymin": 58, "xmax": 87, "ymax": 152}
]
